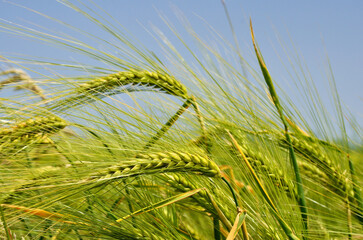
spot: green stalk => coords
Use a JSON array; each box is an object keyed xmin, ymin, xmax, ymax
[
  {"xmin": 205, "ymin": 190, "xmax": 242, "ymax": 240},
  {"xmin": 144, "ymin": 98, "xmax": 193, "ymax": 150},
  {"xmin": 222, "ymin": 177, "xmax": 249, "ymax": 240},
  {"xmin": 347, "ymin": 154, "xmax": 363, "ymax": 224},
  {"xmin": 0, "ymin": 205, "xmax": 11, "ymax": 240},
  {"xmin": 222, "ymin": 177, "xmax": 239, "ymax": 208},
  {"xmin": 190, "ymin": 96, "xmax": 210, "ymax": 154},
  {"xmin": 250, "ymin": 20, "xmax": 308, "ymax": 238},
  {"xmin": 213, "ymin": 217, "xmax": 221, "ymax": 240}
]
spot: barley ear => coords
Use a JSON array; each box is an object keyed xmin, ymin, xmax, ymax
[
  {"xmin": 88, "ymin": 151, "xmax": 221, "ymax": 181},
  {"xmin": 228, "ymin": 130, "xmax": 300, "ymax": 240},
  {"xmin": 0, "ymin": 116, "xmax": 67, "ymax": 155},
  {"xmin": 78, "ymin": 70, "xmax": 188, "ymax": 99},
  {"xmin": 0, "ymin": 68, "xmax": 45, "ymax": 100}
]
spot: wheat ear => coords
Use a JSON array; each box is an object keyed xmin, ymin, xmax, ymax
[{"xmin": 0, "ymin": 116, "xmax": 67, "ymax": 143}]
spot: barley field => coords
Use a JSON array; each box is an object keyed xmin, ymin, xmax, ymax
[{"xmin": 0, "ymin": 1, "xmax": 362, "ymax": 239}]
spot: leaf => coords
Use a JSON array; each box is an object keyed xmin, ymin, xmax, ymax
[
  {"xmin": 116, "ymin": 188, "xmax": 203, "ymax": 222},
  {"xmin": 1, "ymin": 204, "xmax": 76, "ymax": 225},
  {"xmin": 226, "ymin": 209, "xmax": 247, "ymax": 240}
]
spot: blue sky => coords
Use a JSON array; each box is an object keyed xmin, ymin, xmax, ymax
[{"xmin": 0, "ymin": 0, "xmax": 362, "ymax": 137}]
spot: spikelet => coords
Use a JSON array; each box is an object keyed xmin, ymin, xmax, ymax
[
  {"xmin": 228, "ymin": 140, "xmax": 297, "ymax": 200},
  {"xmin": 284, "ymin": 136, "xmax": 352, "ymax": 197},
  {"xmin": 89, "ymin": 151, "xmax": 221, "ymax": 181},
  {"xmin": 162, "ymin": 173, "xmax": 234, "ymax": 221},
  {"xmin": 0, "ymin": 116, "xmax": 67, "ymax": 143},
  {"xmin": 0, "ymin": 116, "xmax": 67, "ymax": 155},
  {"xmin": 299, "ymin": 159, "xmax": 354, "ymax": 200},
  {"xmin": 0, "ymin": 68, "xmax": 45, "ymax": 100},
  {"xmin": 78, "ymin": 69, "xmax": 188, "ymax": 99}
]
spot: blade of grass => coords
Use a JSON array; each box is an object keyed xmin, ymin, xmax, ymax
[
  {"xmin": 204, "ymin": 189, "xmax": 242, "ymax": 240},
  {"xmin": 250, "ymin": 19, "xmax": 308, "ymax": 238},
  {"xmin": 1, "ymin": 204, "xmax": 76, "ymax": 225},
  {"xmin": 0, "ymin": 205, "xmax": 12, "ymax": 240},
  {"xmin": 226, "ymin": 208, "xmax": 247, "ymax": 240},
  {"xmin": 144, "ymin": 98, "xmax": 193, "ymax": 149},
  {"xmin": 116, "ymin": 188, "xmax": 202, "ymax": 222}
]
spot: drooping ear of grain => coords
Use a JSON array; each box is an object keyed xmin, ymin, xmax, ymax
[
  {"xmin": 0, "ymin": 68, "xmax": 45, "ymax": 100},
  {"xmin": 78, "ymin": 69, "xmax": 188, "ymax": 99},
  {"xmin": 284, "ymin": 136, "xmax": 353, "ymax": 198},
  {"xmin": 88, "ymin": 151, "xmax": 221, "ymax": 181},
  {"xmin": 0, "ymin": 116, "xmax": 67, "ymax": 155},
  {"xmin": 52, "ymin": 69, "xmax": 189, "ymax": 111},
  {"xmin": 228, "ymin": 141, "xmax": 297, "ymax": 200},
  {"xmin": 162, "ymin": 173, "xmax": 235, "ymax": 223}
]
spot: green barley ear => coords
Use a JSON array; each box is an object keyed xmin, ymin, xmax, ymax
[
  {"xmin": 0, "ymin": 116, "xmax": 67, "ymax": 155},
  {"xmin": 228, "ymin": 141, "xmax": 297, "ymax": 200},
  {"xmin": 298, "ymin": 160, "xmax": 353, "ymax": 200},
  {"xmin": 0, "ymin": 68, "xmax": 45, "ymax": 100},
  {"xmin": 89, "ymin": 151, "xmax": 221, "ymax": 181},
  {"xmin": 228, "ymin": 131, "xmax": 300, "ymax": 240},
  {"xmin": 250, "ymin": 19, "xmax": 308, "ymax": 238},
  {"xmin": 285, "ymin": 136, "xmax": 353, "ymax": 198},
  {"xmin": 53, "ymin": 69, "xmax": 190, "ymax": 111},
  {"xmin": 162, "ymin": 173, "xmax": 235, "ymax": 220},
  {"xmin": 78, "ymin": 69, "xmax": 188, "ymax": 99}
]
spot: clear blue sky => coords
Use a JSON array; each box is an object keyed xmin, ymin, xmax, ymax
[{"xmin": 0, "ymin": 0, "xmax": 362, "ymax": 135}]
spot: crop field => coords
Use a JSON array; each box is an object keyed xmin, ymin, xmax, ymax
[{"xmin": 0, "ymin": 1, "xmax": 362, "ymax": 239}]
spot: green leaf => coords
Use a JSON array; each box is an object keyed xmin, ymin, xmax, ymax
[
  {"xmin": 226, "ymin": 209, "xmax": 247, "ymax": 240},
  {"xmin": 116, "ymin": 188, "xmax": 203, "ymax": 222}
]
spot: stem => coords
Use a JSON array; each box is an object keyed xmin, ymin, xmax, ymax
[
  {"xmin": 347, "ymin": 154, "xmax": 363, "ymax": 225},
  {"xmin": 191, "ymin": 96, "xmax": 210, "ymax": 154},
  {"xmin": 285, "ymin": 131, "xmax": 308, "ymax": 235},
  {"xmin": 144, "ymin": 98, "xmax": 192, "ymax": 150},
  {"xmin": 0, "ymin": 205, "xmax": 11, "ymax": 240},
  {"xmin": 222, "ymin": 177, "xmax": 239, "ymax": 208},
  {"xmin": 223, "ymin": 177, "xmax": 250, "ymax": 240},
  {"xmin": 205, "ymin": 190, "xmax": 242, "ymax": 240},
  {"xmin": 213, "ymin": 216, "xmax": 221, "ymax": 240}
]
